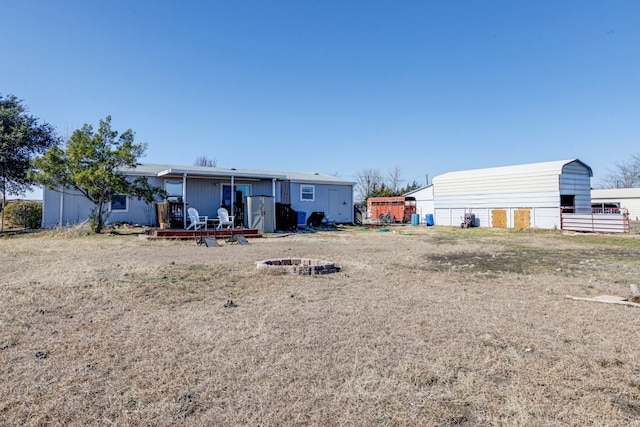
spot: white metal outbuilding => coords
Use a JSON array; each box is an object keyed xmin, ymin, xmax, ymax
[
  {"xmin": 404, "ymin": 184, "xmax": 434, "ymax": 224},
  {"xmin": 431, "ymin": 159, "xmax": 593, "ymax": 229},
  {"xmin": 591, "ymin": 188, "xmax": 640, "ymax": 221}
]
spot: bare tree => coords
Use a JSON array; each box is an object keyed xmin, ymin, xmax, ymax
[
  {"xmin": 600, "ymin": 154, "xmax": 640, "ymax": 188},
  {"xmin": 194, "ymin": 155, "xmax": 217, "ymax": 167},
  {"xmin": 387, "ymin": 165, "xmax": 402, "ymax": 193},
  {"xmin": 355, "ymin": 168, "xmax": 384, "ymax": 202}
]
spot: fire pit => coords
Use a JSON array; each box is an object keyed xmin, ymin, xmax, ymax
[{"xmin": 256, "ymin": 258, "xmax": 339, "ymax": 275}]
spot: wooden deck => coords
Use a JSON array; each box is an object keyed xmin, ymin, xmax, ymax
[{"xmin": 148, "ymin": 227, "xmax": 262, "ymax": 240}]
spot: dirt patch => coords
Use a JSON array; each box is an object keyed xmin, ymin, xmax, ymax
[{"xmin": 426, "ymin": 246, "xmax": 640, "ymax": 279}]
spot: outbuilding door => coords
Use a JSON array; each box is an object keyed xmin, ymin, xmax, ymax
[
  {"xmin": 492, "ymin": 209, "xmax": 507, "ymax": 227},
  {"xmin": 514, "ymin": 209, "xmax": 531, "ymax": 229}
]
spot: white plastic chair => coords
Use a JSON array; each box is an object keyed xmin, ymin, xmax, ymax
[
  {"xmin": 217, "ymin": 207, "xmax": 234, "ymax": 229},
  {"xmin": 187, "ymin": 207, "xmax": 208, "ymax": 230}
]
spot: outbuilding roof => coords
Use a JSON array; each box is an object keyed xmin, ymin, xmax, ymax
[
  {"xmin": 404, "ymin": 184, "xmax": 433, "ymax": 196},
  {"xmin": 433, "ymin": 159, "xmax": 593, "ymax": 183},
  {"xmin": 592, "ymin": 187, "xmax": 640, "ymax": 199}
]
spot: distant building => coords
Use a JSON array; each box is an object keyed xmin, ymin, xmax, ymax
[{"xmin": 591, "ymin": 188, "xmax": 640, "ymax": 221}]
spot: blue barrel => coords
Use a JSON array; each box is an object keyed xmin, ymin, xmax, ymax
[
  {"xmin": 411, "ymin": 213, "xmax": 420, "ymax": 226},
  {"xmin": 297, "ymin": 211, "xmax": 307, "ymax": 225},
  {"xmin": 425, "ymin": 214, "xmax": 434, "ymax": 226}
]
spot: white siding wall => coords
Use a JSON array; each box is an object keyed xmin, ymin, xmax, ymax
[
  {"xmin": 626, "ymin": 204, "xmax": 639, "ymax": 221},
  {"xmin": 434, "ymin": 172, "xmax": 561, "ymax": 196},
  {"xmin": 620, "ymin": 200, "xmax": 640, "ymax": 221},
  {"xmin": 592, "ymin": 189, "xmax": 640, "ymax": 221},
  {"xmin": 406, "ymin": 186, "xmax": 434, "ymax": 223},
  {"xmin": 434, "ymin": 191, "xmax": 562, "ymax": 228}
]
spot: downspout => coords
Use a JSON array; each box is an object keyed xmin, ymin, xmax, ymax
[
  {"xmin": 182, "ymin": 173, "xmax": 187, "ymax": 229},
  {"xmin": 59, "ymin": 188, "xmax": 64, "ymax": 226},
  {"xmin": 272, "ymin": 178, "xmax": 276, "ymax": 201},
  {"xmin": 272, "ymin": 178, "xmax": 277, "ymax": 228}
]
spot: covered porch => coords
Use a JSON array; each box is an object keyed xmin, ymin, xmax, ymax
[{"xmin": 152, "ymin": 166, "xmax": 285, "ymax": 232}]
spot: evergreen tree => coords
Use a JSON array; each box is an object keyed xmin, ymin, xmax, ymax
[{"xmin": 31, "ymin": 116, "xmax": 164, "ymax": 233}]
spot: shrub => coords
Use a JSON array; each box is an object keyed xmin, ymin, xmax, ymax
[{"xmin": 3, "ymin": 201, "xmax": 42, "ymax": 229}]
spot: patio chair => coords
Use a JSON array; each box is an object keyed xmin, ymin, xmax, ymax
[
  {"xmin": 217, "ymin": 207, "xmax": 234, "ymax": 229},
  {"xmin": 187, "ymin": 207, "xmax": 208, "ymax": 230}
]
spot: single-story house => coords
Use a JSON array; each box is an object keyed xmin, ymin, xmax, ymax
[
  {"xmin": 431, "ymin": 159, "xmax": 593, "ymax": 229},
  {"xmin": 41, "ymin": 163, "xmax": 355, "ymax": 229},
  {"xmin": 591, "ymin": 187, "xmax": 640, "ymax": 221},
  {"xmin": 404, "ymin": 184, "xmax": 434, "ymax": 224}
]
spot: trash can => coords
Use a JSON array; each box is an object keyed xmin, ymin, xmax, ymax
[
  {"xmin": 425, "ymin": 214, "xmax": 434, "ymax": 226},
  {"xmin": 297, "ymin": 211, "xmax": 307, "ymax": 227},
  {"xmin": 411, "ymin": 213, "xmax": 420, "ymax": 226}
]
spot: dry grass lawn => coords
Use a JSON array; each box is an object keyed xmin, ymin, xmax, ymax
[{"xmin": 2, "ymin": 225, "xmax": 640, "ymax": 426}]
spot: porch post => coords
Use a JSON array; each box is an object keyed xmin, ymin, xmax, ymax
[
  {"xmin": 182, "ymin": 173, "xmax": 187, "ymax": 229},
  {"xmin": 272, "ymin": 178, "xmax": 277, "ymax": 225},
  {"xmin": 231, "ymin": 175, "xmax": 235, "ymax": 231}
]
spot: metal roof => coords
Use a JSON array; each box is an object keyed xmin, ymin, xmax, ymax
[
  {"xmin": 592, "ymin": 187, "xmax": 640, "ymax": 199},
  {"xmin": 122, "ymin": 163, "xmax": 355, "ymax": 185},
  {"xmin": 404, "ymin": 184, "xmax": 433, "ymax": 196},
  {"xmin": 432, "ymin": 159, "xmax": 592, "ymax": 182}
]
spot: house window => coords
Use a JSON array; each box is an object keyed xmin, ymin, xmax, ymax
[
  {"xmin": 300, "ymin": 185, "xmax": 315, "ymax": 201},
  {"xmin": 165, "ymin": 180, "xmax": 183, "ymax": 201},
  {"xmin": 111, "ymin": 194, "xmax": 128, "ymax": 212}
]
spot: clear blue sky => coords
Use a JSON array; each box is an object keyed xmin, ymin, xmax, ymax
[{"xmin": 3, "ymin": 1, "xmax": 639, "ymax": 197}]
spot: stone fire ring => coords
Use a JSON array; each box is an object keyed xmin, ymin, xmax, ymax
[{"xmin": 256, "ymin": 258, "xmax": 340, "ymax": 275}]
